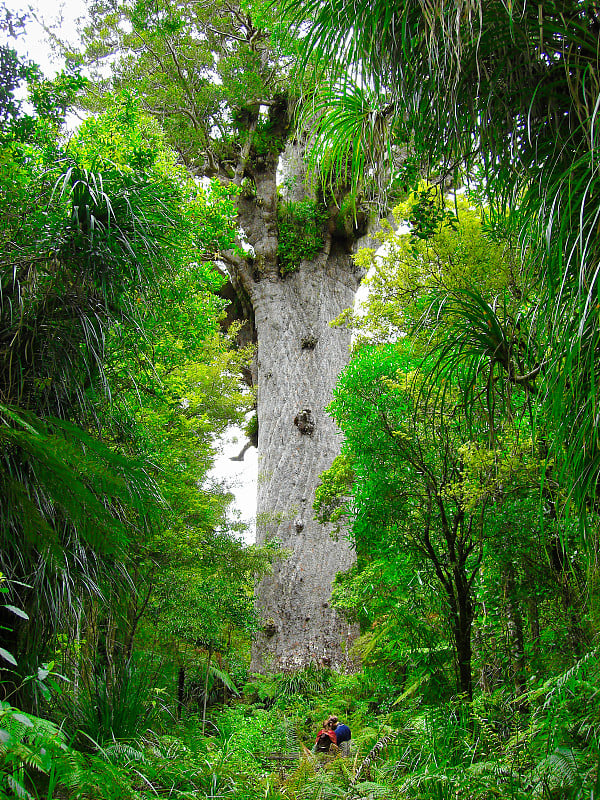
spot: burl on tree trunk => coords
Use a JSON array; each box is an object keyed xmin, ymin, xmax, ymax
[{"xmin": 224, "ymin": 102, "xmax": 363, "ymax": 671}]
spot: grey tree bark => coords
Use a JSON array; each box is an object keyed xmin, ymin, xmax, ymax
[
  {"xmin": 225, "ymin": 116, "xmax": 362, "ymax": 672},
  {"xmin": 250, "ymin": 253, "xmax": 361, "ymax": 671}
]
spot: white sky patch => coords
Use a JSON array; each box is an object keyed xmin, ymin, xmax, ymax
[
  {"xmin": 209, "ymin": 425, "xmax": 258, "ymax": 544},
  {"xmin": 5, "ymin": 0, "xmax": 88, "ymax": 76}
]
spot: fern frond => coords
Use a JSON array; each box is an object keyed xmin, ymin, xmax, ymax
[
  {"xmin": 528, "ymin": 746, "xmax": 584, "ymax": 796},
  {"xmin": 400, "ymin": 771, "xmax": 455, "ymax": 793},
  {"xmin": 101, "ymin": 742, "xmax": 145, "ymax": 764},
  {"xmin": 345, "ymin": 780, "xmax": 393, "ymax": 799},
  {"xmin": 206, "ymin": 662, "xmax": 240, "ymax": 696},
  {"xmin": 6, "ymin": 772, "xmax": 34, "ymax": 800},
  {"xmin": 297, "ymin": 772, "xmax": 341, "ymax": 800},
  {"xmin": 351, "ymin": 731, "xmax": 398, "ymax": 785},
  {"xmin": 471, "ymin": 708, "xmax": 505, "ymax": 754},
  {"xmin": 467, "ymin": 759, "xmax": 521, "ymax": 780},
  {"xmin": 284, "ymin": 722, "xmax": 299, "ymax": 753}
]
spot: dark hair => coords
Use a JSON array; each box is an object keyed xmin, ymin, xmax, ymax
[{"xmin": 327, "ymin": 715, "xmax": 338, "ymax": 729}]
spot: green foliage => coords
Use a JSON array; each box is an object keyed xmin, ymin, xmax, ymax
[
  {"xmin": 0, "ymin": 60, "xmax": 258, "ymax": 760},
  {"xmin": 78, "ymin": 0, "xmax": 290, "ymax": 176},
  {"xmin": 0, "ymin": 5, "xmax": 40, "ymax": 131},
  {"xmin": 60, "ymin": 655, "xmax": 167, "ymax": 745},
  {"xmin": 244, "ymin": 412, "xmax": 259, "ymax": 442},
  {"xmin": 0, "ymin": 83, "xmax": 270, "ymax": 733},
  {"xmin": 0, "ymin": 702, "xmax": 70, "ymax": 800},
  {"xmin": 3, "ymin": 9, "xmax": 598, "ymax": 800},
  {"xmin": 243, "ymin": 664, "xmax": 334, "ymax": 710},
  {"xmin": 406, "ymin": 186, "xmax": 458, "ymax": 241},
  {"xmin": 277, "ymin": 199, "xmax": 327, "ymax": 274},
  {"xmin": 320, "ymin": 197, "xmax": 591, "ymax": 712},
  {"xmin": 0, "ymin": 661, "xmax": 593, "ymax": 800},
  {"xmin": 314, "ymin": 453, "xmax": 355, "ymax": 530},
  {"xmin": 337, "ymin": 196, "xmax": 523, "ymax": 347},
  {"xmin": 284, "ymin": 0, "xmax": 600, "ymax": 526},
  {"xmin": 293, "ymin": 81, "xmax": 396, "ymax": 214},
  {"xmin": 251, "ymin": 116, "xmax": 287, "ymax": 158}
]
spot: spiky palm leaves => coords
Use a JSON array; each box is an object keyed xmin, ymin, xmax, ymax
[
  {"xmin": 0, "ymin": 404, "xmax": 156, "ymax": 670},
  {"xmin": 297, "ymin": 83, "xmax": 399, "ymax": 212},
  {"xmin": 284, "ymin": 0, "xmax": 600, "ymax": 514},
  {"xmin": 288, "ymin": 0, "xmax": 595, "ymax": 187},
  {"xmin": 0, "ymin": 116, "xmax": 189, "ymax": 677},
  {"xmin": 421, "ymin": 288, "xmax": 543, "ymax": 429}
]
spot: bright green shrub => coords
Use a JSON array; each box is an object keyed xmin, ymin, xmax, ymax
[{"xmin": 276, "ymin": 199, "xmax": 327, "ymax": 274}]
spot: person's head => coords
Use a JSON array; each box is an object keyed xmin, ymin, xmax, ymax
[{"xmin": 327, "ymin": 715, "xmax": 338, "ymax": 729}]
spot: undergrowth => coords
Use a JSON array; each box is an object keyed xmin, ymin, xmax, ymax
[{"xmin": 3, "ymin": 654, "xmax": 598, "ymax": 799}]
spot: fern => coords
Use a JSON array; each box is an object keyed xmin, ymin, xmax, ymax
[
  {"xmin": 527, "ymin": 746, "xmax": 584, "ymax": 797},
  {"xmin": 6, "ymin": 772, "xmax": 33, "ymax": 800},
  {"xmin": 351, "ymin": 731, "xmax": 398, "ymax": 785},
  {"xmin": 297, "ymin": 772, "xmax": 342, "ymax": 800},
  {"xmin": 345, "ymin": 780, "xmax": 394, "ymax": 799},
  {"xmin": 399, "ymin": 770, "xmax": 457, "ymax": 799},
  {"xmin": 101, "ymin": 741, "xmax": 145, "ymax": 764},
  {"xmin": 0, "ymin": 703, "xmax": 68, "ymax": 799},
  {"xmin": 275, "ymin": 664, "xmax": 334, "ymax": 699}
]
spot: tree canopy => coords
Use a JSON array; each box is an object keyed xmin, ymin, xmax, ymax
[{"xmin": 284, "ymin": 0, "xmax": 600, "ymax": 516}]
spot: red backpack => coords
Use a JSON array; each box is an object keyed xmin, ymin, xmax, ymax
[{"xmin": 315, "ymin": 730, "xmax": 337, "ymax": 753}]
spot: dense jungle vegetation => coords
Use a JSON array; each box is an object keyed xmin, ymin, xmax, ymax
[{"xmin": 0, "ymin": 0, "xmax": 599, "ymax": 798}]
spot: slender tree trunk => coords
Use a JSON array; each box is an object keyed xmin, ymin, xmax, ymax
[
  {"xmin": 450, "ymin": 567, "xmax": 474, "ymax": 699},
  {"xmin": 454, "ymin": 602, "xmax": 473, "ymax": 699},
  {"xmin": 202, "ymin": 646, "xmax": 212, "ymax": 735},
  {"xmin": 177, "ymin": 666, "xmax": 185, "ymax": 721},
  {"xmin": 504, "ymin": 568, "xmax": 526, "ymax": 695}
]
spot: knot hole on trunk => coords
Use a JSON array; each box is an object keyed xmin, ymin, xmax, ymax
[
  {"xmin": 294, "ymin": 408, "xmax": 315, "ymax": 435},
  {"xmin": 301, "ymin": 334, "xmax": 318, "ymax": 350}
]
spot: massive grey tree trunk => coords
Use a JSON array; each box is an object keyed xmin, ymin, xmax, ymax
[
  {"xmin": 226, "ymin": 115, "xmax": 362, "ymax": 671},
  {"xmin": 250, "ymin": 254, "xmax": 361, "ymax": 671}
]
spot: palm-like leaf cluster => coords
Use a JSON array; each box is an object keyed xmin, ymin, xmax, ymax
[
  {"xmin": 422, "ymin": 288, "xmax": 544, "ymax": 429},
  {"xmin": 0, "ymin": 101, "xmax": 218, "ymax": 679},
  {"xmin": 284, "ymin": 0, "xmax": 600, "ymax": 512}
]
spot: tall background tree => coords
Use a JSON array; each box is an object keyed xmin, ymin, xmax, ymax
[{"xmin": 76, "ymin": 0, "xmax": 369, "ymax": 670}]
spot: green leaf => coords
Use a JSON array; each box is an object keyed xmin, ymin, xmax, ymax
[
  {"xmin": 0, "ymin": 647, "xmax": 17, "ymax": 666},
  {"xmin": 3, "ymin": 605, "xmax": 29, "ymax": 620},
  {"xmin": 38, "ymin": 684, "xmax": 51, "ymax": 702},
  {"xmin": 10, "ymin": 712, "xmax": 33, "ymax": 727}
]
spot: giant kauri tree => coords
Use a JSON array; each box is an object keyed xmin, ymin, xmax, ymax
[{"xmin": 81, "ymin": 0, "xmax": 366, "ymax": 670}]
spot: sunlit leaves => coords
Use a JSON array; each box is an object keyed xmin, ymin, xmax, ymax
[
  {"xmin": 79, "ymin": 0, "xmax": 285, "ymax": 173},
  {"xmin": 0, "ymin": 93, "xmax": 246, "ymax": 668}
]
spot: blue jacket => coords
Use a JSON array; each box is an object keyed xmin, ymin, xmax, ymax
[{"xmin": 335, "ymin": 724, "xmax": 351, "ymax": 744}]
